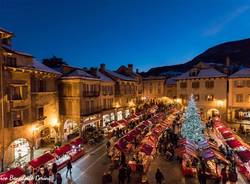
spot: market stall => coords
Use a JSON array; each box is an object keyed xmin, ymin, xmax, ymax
[{"xmin": 29, "ymin": 153, "xmax": 55, "ymax": 170}]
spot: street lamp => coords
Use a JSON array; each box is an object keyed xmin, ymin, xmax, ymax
[{"xmin": 31, "ymin": 126, "xmax": 38, "ymax": 160}]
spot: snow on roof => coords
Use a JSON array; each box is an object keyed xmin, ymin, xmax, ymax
[
  {"xmin": 106, "ymin": 70, "xmax": 135, "ymax": 81},
  {"xmin": 166, "ymin": 77, "xmax": 176, "ymax": 85},
  {"xmin": 230, "ymin": 68, "xmax": 250, "ymax": 78},
  {"xmin": 175, "ymin": 68, "xmax": 226, "ymax": 80},
  {"xmin": 32, "ymin": 60, "xmax": 61, "ymax": 75},
  {"xmin": 64, "ymin": 69, "xmax": 99, "ymax": 80},
  {"xmin": 96, "ymin": 71, "xmax": 114, "ymax": 82}
]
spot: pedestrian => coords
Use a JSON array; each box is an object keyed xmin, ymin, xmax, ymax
[
  {"xmin": 197, "ymin": 169, "xmax": 206, "ymax": 184},
  {"xmin": 126, "ymin": 164, "xmax": 131, "ymax": 183},
  {"xmin": 66, "ymin": 160, "xmax": 72, "ymax": 177},
  {"xmin": 155, "ymin": 168, "xmax": 164, "ymax": 184},
  {"xmin": 106, "ymin": 171, "xmax": 112, "ymax": 184},
  {"xmin": 228, "ymin": 168, "xmax": 237, "ymax": 184},
  {"xmin": 118, "ymin": 166, "xmax": 126, "ymax": 184},
  {"xmin": 56, "ymin": 173, "xmax": 62, "ymax": 184},
  {"xmin": 52, "ymin": 162, "xmax": 58, "ymax": 181},
  {"xmin": 221, "ymin": 166, "xmax": 228, "ymax": 184}
]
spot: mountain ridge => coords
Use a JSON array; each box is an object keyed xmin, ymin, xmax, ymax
[{"xmin": 144, "ymin": 38, "xmax": 250, "ymax": 77}]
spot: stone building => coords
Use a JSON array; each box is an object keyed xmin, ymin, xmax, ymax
[
  {"xmin": 165, "ymin": 77, "xmax": 177, "ymax": 99},
  {"xmin": 99, "ymin": 64, "xmax": 139, "ymax": 120},
  {"xmin": 228, "ymin": 68, "xmax": 250, "ymax": 123},
  {"xmin": 0, "ymin": 28, "xmax": 61, "ymax": 168},
  {"xmin": 142, "ymin": 76, "xmax": 166, "ymax": 100},
  {"xmin": 175, "ymin": 62, "xmax": 228, "ymax": 120}
]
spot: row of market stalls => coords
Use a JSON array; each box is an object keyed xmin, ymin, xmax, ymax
[
  {"xmin": 176, "ymin": 138, "xmax": 229, "ymax": 179},
  {"xmin": 105, "ymin": 106, "xmax": 158, "ymax": 138},
  {"xmin": 0, "ymin": 137, "xmax": 86, "ymax": 184},
  {"xmin": 110, "ymin": 108, "xmax": 178, "ymax": 175},
  {"xmin": 214, "ymin": 119, "xmax": 250, "ymax": 181}
]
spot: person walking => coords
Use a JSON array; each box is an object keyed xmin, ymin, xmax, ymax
[
  {"xmin": 52, "ymin": 162, "xmax": 58, "ymax": 181},
  {"xmin": 197, "ymin": 169, "xmax": 206, "ymax": 184},
  {"xmin": 118, "ymin": 166, "xmax": 126, "ymax": 184},
  {"xmin": 155, "ymin": 168, "xmax": 164, "ymax": 184},
  {"xmin": 221, "ymin": 166, "xmax": 228, "ymax": 184},
  {"xmin": 228, "ymin": 168, "xmax": 237, "ymax": 184},
  {"xmin": 66, "ymin": 160, "xmax": 72, "ymax": 177},
  {"xmin": 126, "ymin": 164, "xmax": 132, "ymax": 183},
  {"xmin": 56, "ymin": 173, "xmax": 62, "ymax": 184}
]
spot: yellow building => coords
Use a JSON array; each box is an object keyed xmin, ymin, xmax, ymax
[
  {"xmin": 165, "ymin": 77, "xmax": 177, "ymax": 99},
  {"xmin": 0, "ymin": 28, "xmax": 61, "ymax": 167},
  {"xmin": 142, "ymin": 76, "xmax": 166, "ymax": 100},
  {"xmin": 228, "ymin": 68, "xmax": 250, "ymax": 123},
  {"xmin": 175, "ymin": 62, "xmax": 228, "ymax": 119},
  {"xmin": 99, "ymin": 64, "xmax": 138, "ymax": 120}
]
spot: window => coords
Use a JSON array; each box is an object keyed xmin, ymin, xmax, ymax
[
  {"xmin": 206, "ymin": 95, "xmax": 214, "ymax": 101},
  {"xmin": 180, "ymin": 82, "xmax": 187, "ymax": 88},
  {"xmin": 38, "ymin": 80, "xmax": 46, "ymax": 92},
  {"xmin": 9, "ymin": 86, "xmax": 28, "ymax": 100},
  {"xmin": 247, "ymin": 94, "xmax": 250, "ymax": 103},
  {"xmin": 234, "ymin": 80, "xmax": 244, "ymax": 88},
  {"xmin": 37, "ymin": 107, "xmax": 44, "ymax": 120},
  {"xmin": 4, "ymin": 56, "xmax": 17, "ymax": 67},
  {"xmin": 205, "ymin": 81, "xmax": 214, "ymax": 89},
  {"xmin": 246, "ymin": 80, "xmax": 250, "ymax": 88},
  {"xmin": 194, "ymin": 94, "xmax": 199, "ymax": 101},
  {"xmin": 236, "ymin": 94, "xmax": 243, "ymax": 103},
  {"xmin": 12, "ymin": 111, "xmax": 23, "ymax": 127},
  {"xmin": 192, "ymin": 82, "xmax": 200, "ymax": 88}
]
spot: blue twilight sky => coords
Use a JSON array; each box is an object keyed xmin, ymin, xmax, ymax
[{"xmin": 1, "ymin": 0, "xmax": 250, "ymax": 72}]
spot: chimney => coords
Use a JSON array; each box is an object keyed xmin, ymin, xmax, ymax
[
  {"xmin": 128, "ymin": 64, "xmax": 133, "ymax": 74},
  {"xmin": 89, "ymin": 67, "xmax": 97, "ymax": 76},
  {"xmin": 226, "ymin": 56, "xmax": 230, "ymax": 67},
  {"xmin": 100, "ymin": 63, "xmax": 106, "ymax": 72},
  {"xmin": 136, "ymin": 68, "xmax": 139, "ymax": 74}
]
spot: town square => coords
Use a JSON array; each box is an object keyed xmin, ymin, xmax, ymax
[{"xmin": 1, "ymin": 0, "xmax": 250, "ymax": 183}]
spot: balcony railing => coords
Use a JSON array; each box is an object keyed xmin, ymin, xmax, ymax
[{"xmin": 83, "ymin": 91, "xmax": 100, "ymax": 97}]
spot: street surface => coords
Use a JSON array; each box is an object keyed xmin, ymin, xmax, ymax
[{"xmin": 59, "ymin": 140, "xmax": 201, "ymax": 184}]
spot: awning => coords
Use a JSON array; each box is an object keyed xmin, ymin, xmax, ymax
[
  {"xmin": 29, "ymin": 153, "xmax": 55, "ymax": 169},
  {"xmin": 222, "ymin": 132, "xmax": 234, "ymax": 139},
  {"xmin": 70, "ymin": 137, "xmax": 87, "ymax": 147},
  {"xmin": 140, "ymin": 144, "xmax": 153, "ymax": 155},
  {"xmin": 0, "ymin": 167, "xmax": 24, "ymax": 184},
  {"xmin": 226, "ymin": 140, "xmax": 242, "ymax": 148},
  {"xmin": 54, "ymin": 144, "xmax": 72, "ymax": 156},
  {"xmin": 237, "ymin": 150, "xmax": 250, "ymax": 163}
]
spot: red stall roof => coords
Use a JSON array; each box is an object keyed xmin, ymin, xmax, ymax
[
  {"xmin": 55, "ymin": 144, "xmax": 72, "ymax": 156},
  {"xmin": 0, "ymin": 167, "xmax": 24, "ymax": 184},
  {"xmin": 29, "ymin": 153, "xmax": 55, "ymax": 169},
  {"xmin": 70, "ymin": 137, "xmax": 87, "ymax": 146}
]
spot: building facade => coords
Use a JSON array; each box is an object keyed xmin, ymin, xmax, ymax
[
  {"xmin": 228, "ymin": 68, "xmax": 250, "ymax": 123},
  {"xmin": 99, "ymin": 64, "xmax": 139, "ymax": 121},
  {"xmin": 142, "ymin": 76, "xmax": 166, "ymax": 100},
  {"xmin": 175, "ymin": 62, "xmax": 228, "ymax": 120},
  {"xmin": 0, "ymin": 29, "xmax": 61, "ymax": 167}
]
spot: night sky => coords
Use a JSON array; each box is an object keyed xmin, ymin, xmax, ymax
[{"xmin": 1, "ymin": 0, "xmax": 250, "ymax": 71}]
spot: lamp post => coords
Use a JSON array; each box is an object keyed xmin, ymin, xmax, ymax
[{"xmin": 31, "ymin": 126, "xmax": 38, "ymax": 161}]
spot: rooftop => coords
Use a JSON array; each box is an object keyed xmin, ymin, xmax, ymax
[
  {"xmin": 229, "ymin": 68, "xmax": 250, "ymax": 78},
  {"xmin": 175, "ymin": 68, "xmax": 227, "ymax": 80}
]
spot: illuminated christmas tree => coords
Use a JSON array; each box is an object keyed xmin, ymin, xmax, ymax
[{"xmin": 181, "ymin": 95, "xmax": 205, "ymax": 143}]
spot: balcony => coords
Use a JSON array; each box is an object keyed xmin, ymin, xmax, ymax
[{"xmin": 83, "ymin": 91, "xmax": 100, "ymax": 97}]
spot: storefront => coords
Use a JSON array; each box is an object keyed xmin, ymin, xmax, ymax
[
  {"xmin": 7, "ymin": 138, "xmax": 30, "ymax": 166},
  {"xmin": 81, "ymin": 114, "xmax": 101, "ymax": 130},
  {"xmin": 124, "ymin": 109, "xmax": 130, "ymax": 118},
  {"xmin": 102, "ymin": 110, "xmax": 116, "ymax": 127},
  {"xmin": 234, "ymin": 109, "xmax": 250, "ymax": 124},
  {"xmin": 64, "ymin": 120, "xmax": 80, "ymax": 141},
  {"xmin": 117, "ymin": 111, "xmax": 123, "ymax": 121}
]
